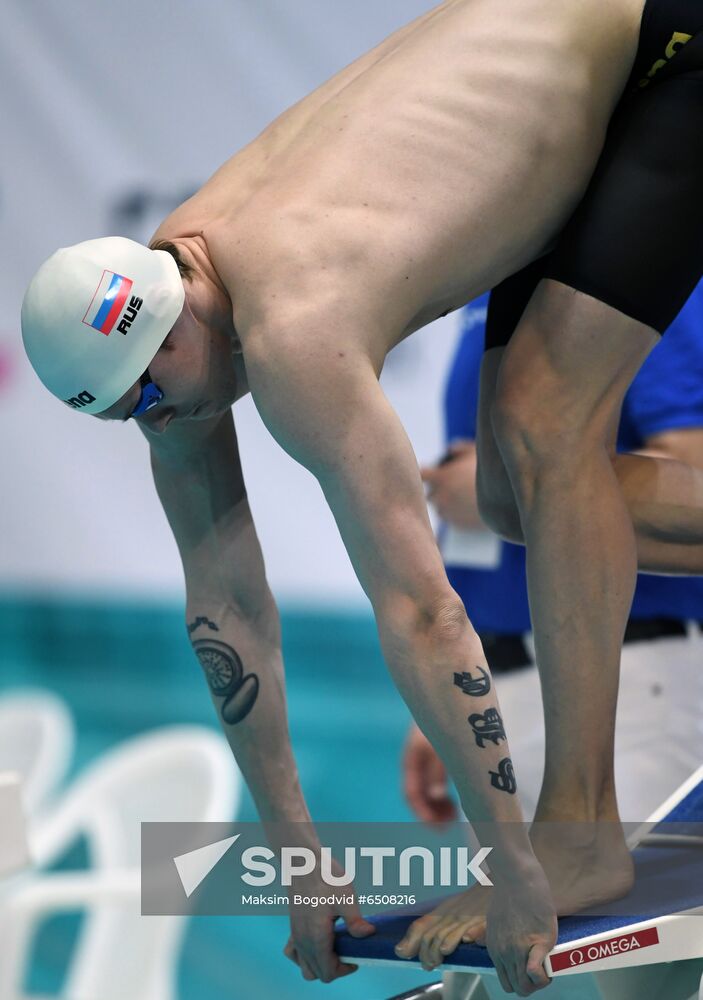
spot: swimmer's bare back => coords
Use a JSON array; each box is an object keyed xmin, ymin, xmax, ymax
[{"xmin": 156, "ymin": 0, "xmax": 645, "ymax": 354}]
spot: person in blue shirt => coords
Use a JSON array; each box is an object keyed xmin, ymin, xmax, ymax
[{"xmin": 405, "ymin": 285, "xmax": 703, "ymax": 830}]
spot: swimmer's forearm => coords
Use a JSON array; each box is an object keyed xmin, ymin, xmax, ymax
[
  {"xmin": 186, "ymin": 596, "xmax": 314, "ymax": 828},
  {"xmin": 145, "ymin": 420, "xmax": 312, "ymax": 825},
  {"xmin": 377, "ymin": 617, "xmax": 538, "ymax": 869}
]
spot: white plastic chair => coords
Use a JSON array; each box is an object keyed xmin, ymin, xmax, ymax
[
  {"xmin": 0, "ymin": 689, "xmax": 74, "ymax": 819},
  {"xmin": 0, "ymin": 725, "xmax": 240, "ymax": 1000},
  {"xmin": 0, "ymin": 772, "xmax": 30, "ymax": 877}
]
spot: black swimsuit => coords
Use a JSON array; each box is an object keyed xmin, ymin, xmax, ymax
[{"xmin": 485, "ymin": 0, "xmax": 703, "ymax": 348}]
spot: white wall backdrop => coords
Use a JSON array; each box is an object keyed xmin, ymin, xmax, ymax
[{"xmin": 0, "ymin": 0, "xmax": 461, "ymax": 604}]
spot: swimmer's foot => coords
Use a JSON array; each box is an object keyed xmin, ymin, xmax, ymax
[
  {"xmin": 529, "ymin": 815, "xmax": 635, "ymax": 918},
  {"xmin": 394, "ymin": 820, "xmax": 635, "ymax": 971},
  {"xmin": 394, "ymin": 884, "xmax": 492, "ymax": 970}
]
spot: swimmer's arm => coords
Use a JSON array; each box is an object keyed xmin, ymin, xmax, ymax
[
  {"xmin": 244, "ymin": 333, "xmax": 533, "ymax": 843},
  {"xmin": 140, "ymin": 412, "xmax": 313, "ymax": 828}
]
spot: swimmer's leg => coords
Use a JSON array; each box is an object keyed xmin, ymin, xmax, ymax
[
  {"xmin": 488, "ymin": 280, "xmax": 653, "ymax": 912},
  {"xmin": 476, "ymin": 260, "xmax": 544, "ymax": 543},
  {"xmin": 476, "ymin": 283, "xmax": 703, "ymax": 573},
  {"xmin": 480, "ymin": 56, "xmax": 703, "ymax": 579},
  {"xmin": 463, "ymin": 41, "xmax": 703, "ymax": 940},
  {"xmin": 475, "ymin": 346, "xmax": 523, "ymax": 541}
]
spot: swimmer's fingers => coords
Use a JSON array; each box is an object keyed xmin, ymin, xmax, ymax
[
  {"xmin": 526, "ymin": 941, "xmax": 552, "ymax": 990},
  {"xmin": 284, "ymin": 938, "xmax": 318, "ymax": 981},
  {"xmin": 340, "ymin": 897, "xmax": 376, "ymax": 940},
  {"xmin": 493, "ymin": 952, "xmax": 515, "ymax": 994},
  {"xmin": 289, "ymin": 909, "xmax": 360, "ymax": 982}
]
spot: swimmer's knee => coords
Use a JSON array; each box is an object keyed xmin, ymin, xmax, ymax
[
  {"xmin": 492, "ymin": 350, "xmax": 606, "ymax": 462},
  {"xmin": 491, "ymin": 283, "xmax": 652, "ymax": 473},
  {"xmin": 490, "ymin": 378, "xmax": 543, "ymax": 472},
  {"xmin": 490, "ymin": 368, "xmax": 602, "ymax": 510}
]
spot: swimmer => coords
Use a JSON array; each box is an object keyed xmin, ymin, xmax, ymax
[{"xmin": 20, "ymin": 0, "xmax": 703, "ymax": 994}]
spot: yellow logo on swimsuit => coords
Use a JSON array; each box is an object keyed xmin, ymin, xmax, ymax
[{"xmin": 638, "ymin": 31, "xmax": 693, "ymax": 87}]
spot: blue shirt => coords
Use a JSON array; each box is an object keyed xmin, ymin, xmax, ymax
[{"xmin": 444, "ymin": 285, "xmax": 703, "ymax": 632}]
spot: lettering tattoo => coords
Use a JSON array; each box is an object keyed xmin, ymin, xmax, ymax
[
  {"xmin": 453, "ymin": 667, "xmax": 491, "ymax": 698},
  {"xmin": 468, "ymin": 708, "xmax": 507, "ymax": 749},
  {"xmin": 192, "ymin": 638, "xmax": 259, "ymax": 724},
  {"xmin": 187, "ymin": 616, "xmax": 220, "ymax": 636},
  {"xmin": 489, "ymin": 757, "xmax": 517, "ymax": 795}
]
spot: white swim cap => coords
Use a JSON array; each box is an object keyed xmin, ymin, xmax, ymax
[{"xmin": 21, "ymin": 237, "xmax": 185, "ymax": 414}]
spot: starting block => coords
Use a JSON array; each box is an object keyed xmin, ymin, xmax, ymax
[{"xmin": 336, "ymin": 767, "xmax": 703, "ymax": 999}]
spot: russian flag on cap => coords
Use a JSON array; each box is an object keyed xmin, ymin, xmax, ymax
[{"xmin": 83, "ymin": 270, "xmax": 133, "ymax": 335}]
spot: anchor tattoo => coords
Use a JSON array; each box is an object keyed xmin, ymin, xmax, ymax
[
  {"xmin": 489, "ymin": 757, "xmax": 517, "ymax": 795},
  {"xmin": 468, "ymin": 707, "xmax": 507, "ymax": 748},
  {"xmin": 453, "ymin": 666, "xmax": 491, "ymax": 698}
]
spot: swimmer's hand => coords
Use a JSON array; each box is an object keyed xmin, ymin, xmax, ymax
[
  {"xmin": 486, "ymin": 861, "xmax": 556, "ymax": 996},
  {"xmin": 285, "ymin": 865, "xmax": 375, "ymax": 983},
  {"xmin": 403, "ymin": 723, "xmax": 457, "ymax": 824}
]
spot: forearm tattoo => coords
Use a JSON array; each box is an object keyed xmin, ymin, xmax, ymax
[
  {"xmin": 192, "ymin": 637, "xmax": 259, "ymax": 725},
  {"xmin": 489, "ymin": 758, "xmax": 517, "ymax": 795},
  {"xmin": 452, "ymin": 666, "xmax": 516, "ymax": 794},
  {"xmin": 469, "ymin": 708, "xmax": 507, "ymax": 748},
  {"xmin": 454, "ymin": 667, "xmax": 491, "ymax": 698},
  {"xmin": 187, "ymin": 616, "xmax": 220, "ymax": 636}
]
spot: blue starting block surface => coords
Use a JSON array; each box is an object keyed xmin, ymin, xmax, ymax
[{"xmin": 336, "ymin": 768, "xmax": 703, "ymax": 977}]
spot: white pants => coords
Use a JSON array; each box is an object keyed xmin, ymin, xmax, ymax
[{"xmin": 494, "ymin": 629, "xmax": 703, "ymax": 821}]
